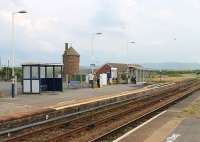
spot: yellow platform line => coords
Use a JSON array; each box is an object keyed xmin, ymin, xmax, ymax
[{"xmin": 49, "ymin": 83, "xmax": 174, "ymax": 110}]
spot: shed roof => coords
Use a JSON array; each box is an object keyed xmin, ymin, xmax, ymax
[
  {"xmin": 95, "ymin": 63, "xmax": 143, "ymax": 75},
  {"xmin": 107, "ymin": 63, "xmax": 128, "ymax": 72},
  {"xmin": 108, "ymin": 63, "xmax": 143, "ymax": 71}
]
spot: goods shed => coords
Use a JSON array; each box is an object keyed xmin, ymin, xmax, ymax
[{"xmin": 22, "ymin": 63, "xmax": 63, "ymax": 94}]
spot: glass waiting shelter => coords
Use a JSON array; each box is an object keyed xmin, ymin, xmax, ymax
[{"xmin": 22, "ymin": 63, "xmax": 63, "ymax": 94}]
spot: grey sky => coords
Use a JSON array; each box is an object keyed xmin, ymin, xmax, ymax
[{"xmin": 0, "ymin": 0, "xmax": 200, "ymax": 66}]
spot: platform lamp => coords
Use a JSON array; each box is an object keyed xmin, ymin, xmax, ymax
[
  {"xmin": 126, "ymin": 41, "xmax": 135, "ymax": 55},
  {"xmin": 126, "ymin": 41, "xmax": 135, "ymax": 63},
  {"xmin": 126, "ymin": 41, "xmax": 136, "ymax": 83},
  {"xmin": 0, "ymin": 56, "xmax": 2, "ymax": 69},
  {"xmin": 90, "ymin": 32, "xmax": 103, "ymax": 74},
  {"xmin": 11, "ymin": 10, "xmax": 28, "ymax": 98}
]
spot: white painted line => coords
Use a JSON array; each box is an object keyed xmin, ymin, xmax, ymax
[
  {"xmin": 165, "ymin": 133, "xmax": 181, "ymax": 142},
  {"xmin": 113, "ymin": 110, "xmax": 167, "ymax": 142}
]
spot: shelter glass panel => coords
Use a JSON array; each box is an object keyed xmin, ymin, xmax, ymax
[
  {"xmin": 23, "ymin": 66, "xmax": 30, "ymax": 79},
  {"xmin": 23, "ymin": 80, "xmax": 30, "ymax": 93},
  {"xmin": 40, "ymin": 67, "xmax": 45, "ymax": 78},
  {"xmin": 32, "ymin": 66, "xmax": 39, "ymax": 79},
  {"xmin": 55, "ymin": 66, "xmax": 62, "ymax": 78},
  {"xmin": 47, "ymin": 67, "xmax": 53, "ymax": 78},
  {"xmin": 32, "ymin": 80, "xmax": 40, "ymax": 93}
]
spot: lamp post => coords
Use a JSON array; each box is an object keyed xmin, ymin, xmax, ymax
[
  {"xmin": 7, "ymin": 59, "xmax": 10, "ymax": 81},
  {"xmin": 126, "ymin": 41, "xmax": 135, "ymax": 63},
  {"xmin": 160, "ymin": 69, "xmax": 162, "ymax": 82},
  {"xmin": 125, "ymin": 41, "xmax": 136, "ymax": 84},
  {"xmin": 0, "ymin": 56, "xmax": 2, "ymax": 69},
  {"xmin": 90, "ymin": 32, "xmax": 103, "ymax": 74},
  {"xmin": 11, "ymin": 10, "xmax": 27, "ymax": 98}
]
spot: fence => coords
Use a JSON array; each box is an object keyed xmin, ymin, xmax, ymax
[{"xmin": 66, "ymin": 74, "xmax": 88, "ymax": 89}]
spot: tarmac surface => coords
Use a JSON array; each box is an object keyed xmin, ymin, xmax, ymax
[
  {"xmin": 115, "ymin": 90, "xmax": 200, "ymax": 142},
  {"xmin": 0, "ymin": 83, "xmax": 141, "ymax": 116}
]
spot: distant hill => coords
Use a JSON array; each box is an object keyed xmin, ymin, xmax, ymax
[{"xmin": 142, "ymin": 62, "xmax": 200, "ymax": 70}]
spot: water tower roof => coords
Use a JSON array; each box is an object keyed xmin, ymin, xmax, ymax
[{"xmin": 65, "ymin": 47, "xmax": 80, "ymax": 56}]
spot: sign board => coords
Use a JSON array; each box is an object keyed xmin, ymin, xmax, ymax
[
  {"xmin": 100, "ymin": 73, "xmax": 107, "ymax": 87},
  {"xmin": 69, "ymin": 81, "xmax": 81, "ymax": 89},
  {"xmin": 90, "ymin": 64, "xmax": 95, "ymax": 68}
]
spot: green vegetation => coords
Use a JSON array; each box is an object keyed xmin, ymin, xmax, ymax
[
  {"xmin": 69, "ymin": 74, "xmax": 86, "ymax": 81},
  {"xmin": 154, "ymin": 70, "xmax": 194, "ymax": 75},
  {"xmin": 0, "ymin": 67, "xmax": 22, "ymax": 81},
  {"xmin": 180, "ymin": 97, "xmax": 200, "ymax": 118},
  {"xmin": 152, "ymin": 70, "xmax": 200, "ymax": 77},
  {"xmin": 146, "ymin": 70, "xmax": 199, "ymax": 83}
]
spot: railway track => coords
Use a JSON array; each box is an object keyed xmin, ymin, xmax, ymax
[
  {"xmin": 1, "ymin": 79, "xmax": 200, "ymax": 142},
  {"xmin": 89, "ymin": 83, "xmax": 199, "ymax": 142},
  {"xmin": 0, "ymin": 83, "xmax": 172, "ymax": 140}
]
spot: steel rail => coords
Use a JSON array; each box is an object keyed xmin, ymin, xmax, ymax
[
  {"xmin": 3, "ymin": 88, "xmax": 169, "ymax": 142},
  {"xmin": 46, "ymin": 95, "xmax": 168, "ymax": 142},
  {"xmin": 1, "ymin": 82, "xmax": 180, "ymax": 141},
  {"xmin": 1, "ymin": 83, "xmax": 176, "ymax": 136},
  {"xmin": 44, "ymin": 81, "xmax": 199, "ymax": 142},
  {"xmin": 0, "ymin": 85, "xmax": 162, "ymax": 136},
  {"xmin": 88, "ymin": 83, "xmax": 200, "ymax": 142},
  {"xmin": 2, "ymin": 80, "xmax": 198, "ymax": 142}
]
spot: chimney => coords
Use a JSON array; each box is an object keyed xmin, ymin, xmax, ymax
[{"xmin": 65, "ymin": 43, "xmax": 68, "ymax": 51}]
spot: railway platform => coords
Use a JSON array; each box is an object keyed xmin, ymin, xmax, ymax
[
  {"xmin": 0, "ymin": 82, "xmax": 172, "ymax": 133},
  {"xmin": 0, "ymin": 80, "xmax": 198, "ymax": 142},
  {"xmin": 114, "ymin": 90, "xmax": 200, "ymax": 142},
  {"xmin": 0, "ymin": 84, "xmax": 142, "ymax": 117}
]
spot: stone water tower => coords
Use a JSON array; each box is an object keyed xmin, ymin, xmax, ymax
[{"xmin": 63, "ymin": 43, "xmax": 80, "ymax": 78}]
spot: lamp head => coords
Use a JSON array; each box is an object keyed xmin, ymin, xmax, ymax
[
  {"xmin": 129, "ymin": 41, "xmax": 136, "ymax": 44},
  {"xmin": 17, "ymin": 10, "xmax": 27, "ymax": 14},
  {"xmin": 96, "ymin": 32, "xmax": 102, "ymax": 35}
]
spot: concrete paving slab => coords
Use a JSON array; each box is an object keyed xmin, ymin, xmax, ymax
[
  {"xmin": 0, "ymin": 84, "xmax": 142, "ymax": 117},
  {"xmin": 0, "ymin": 81, "xmax": 22, "ymax": 96},
  {"xmin": 116, "ymin": 90, "xmax": 200, "ymax": 142},
  {"xmin": 162, "ymin": 118, "xmax": 200, "ymax": 142}
]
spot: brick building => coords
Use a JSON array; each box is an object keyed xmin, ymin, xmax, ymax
[{"xmin": 63, "ymin": 43, "xmax": 80, "ymax": 79}]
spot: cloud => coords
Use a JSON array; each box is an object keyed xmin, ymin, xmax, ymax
[
  {"xmin": 0, "ymin": 10, "xmax": 11, "ymax": 23},
  {"xmin": 1, "ymin": 0, "xmax": 200, "ymax": 66}
]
